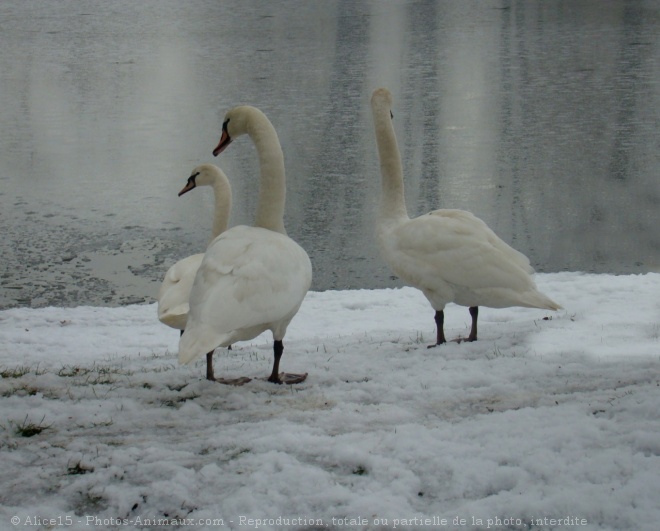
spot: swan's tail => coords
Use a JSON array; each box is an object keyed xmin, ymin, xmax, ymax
[
  {"xmin": 522, "ymin": 290, "xmax": 562, "ymax": 311},
  {"xmin": 178, "ymin": 324, "xmax": 229, "ymax": 365}
]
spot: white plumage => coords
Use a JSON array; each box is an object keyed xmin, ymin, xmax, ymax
[
  {"xmin": 157, "ymin": 253, "xmax": 206, "ymax": 331},
  {"xmin": 178, "ymin": 227, "xmax": 311, "ymax": 361},
  {"xmin": 371, "ymin": 88, "xmax": 560, "ymax": 345},
  {"xmin": 157, "ymin": 164, "xmax": 232, "ymax": 380},
  {"xmin": 157, "ymin": 164, "xmax": 232, "ymax": 330},
  {"xmin": 179, "ymin": 106, "xmax": 312, "ymax": 384}
]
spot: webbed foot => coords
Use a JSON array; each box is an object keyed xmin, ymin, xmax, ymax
[
  {"xmin": 214, "ymin": 376, "xmax": 252, "ymax": 386},
  {"xmin": 267, "ymin": 372, "xmax": 308, "ymax": 385}
]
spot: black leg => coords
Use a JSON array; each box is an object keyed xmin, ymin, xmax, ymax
[
  {"xmin": 182, "ymin": 329, "xmax": 218, "ymax": 381},
  {"xmin": 467, "ymin": 306, "xmax": 478, "ymax": 342},
  {"xmin": 428, "ymin": 310, "xmax": 447, "ymax": 348},
  {"xmin": 268, "ymin": 340, "xmax": 284, "ymax": 384},
  {"xmin": 206, "ymin": 351, "xmax": 215, "ymax": 381}
]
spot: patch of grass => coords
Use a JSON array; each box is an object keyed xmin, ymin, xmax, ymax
[
  {"xmin": 209, "ymin": 446, "xmax": 251, "ymax": 461},
  {"xmin": 89, "ymin": 385, "xmax": 120, "ymax": 399},
  {"xmin": 410, "ymin": 330, "xmax": 426, "ymax": 344},
  {"xmin": 246, "ymin": 350, "xmax": 266, "ymax": 362},
  {"xmin": 76, "ymin": 418, "xmax": 114, "ymax": 429},
  {"xmin": 161, "ymin": 393, "xmax": 200, "ymax": 408},
  {"xmin": 0, "ymin": 363, "xmax": 140, "ymax": 388},
  {"xmin": 33, "ymin": 362, "xmax": 135, "ymax": 385},
  {"xmin": 0, "ymin": 364, "xmax": 47, "ymax": 378},
  {"xmin": 141, "ymin": 364, "xmax": 177, "ymax": 374},
  {"xmin": 57, "ymin": 366, "xmax": 78, "ymax": 378},
  {"xmin": 2, "ymin": 384, "xmax": 38, "ymax": 398},
  {"xmin": 67, "ymin": 460, "xmax": 94, "ymax": 475},
  {"xmin": 84, "ymin": 373, "xmax": 118, "ymax": 385},
  {"xmin": 352, "ymin": 465, "xmax": 368, "ymax": 476},
  {"xmin": 1, "ymin": 365, "xmax": 31, "ymax": 378},
  {"xmin": 58, "ymin": 365, "xmax": 91, "ymax": 377},
  {"xmin": 13, "ymin": 415, "xmax": 52, "ymax": 437},
  {"xmin": 608, "ymin": 389, "xmax": 634, "ymax": 406},
  {"xmin": 228, "ymin": 448, "xmax": 250, "ymax": 460},
  {"xmin": 485, "ymin": 346, "xmax": 523, "ymax": 360},
  {"xmin": 81, "ymin": 364, "xmax": 132, "ymax": 386}
]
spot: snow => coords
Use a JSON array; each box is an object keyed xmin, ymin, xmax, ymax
[{"xmin": 0, "ymin": 272, "xmax": 659, "ymax": 531}]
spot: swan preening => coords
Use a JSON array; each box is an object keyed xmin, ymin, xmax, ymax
[
  {"xmin": 370, "ymin": 87, "xmax": 561, "ymax": 346},
  {"xmin": 157, "ymin": 164, "xmax": 232, "ymax": 380},
  {"xmin": 177, "ymin": 105, "xmax": 312, "ymax": 384}
]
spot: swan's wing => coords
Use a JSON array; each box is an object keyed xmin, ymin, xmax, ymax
[
  {"xmin": 157, "ymin": 253, "xmax": 204, "ymax": 329},
  {"xmin": 179, "ymin": 226, "xmax": 312, "ymax": 364},
  {"xmin": 432, "ymin": 210, "xmax": 534, "ymax": 273},
  {"xmin": 386, "ymin": 210, "xmax": 536, "ymax": 293}
]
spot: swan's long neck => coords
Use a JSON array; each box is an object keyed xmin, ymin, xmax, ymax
[
  {"xmin": 373, "ymin": 101, "xmax": 409, "ymax": 223},
  {"xmin": 209, "ymin": 179, "xmax": 232, "ymax": 244},
  {"xmin": 247, "ymin": 112, "xmax": 287, "ymax": 234}
]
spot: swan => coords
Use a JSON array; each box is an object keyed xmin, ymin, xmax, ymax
[
  {"xmin": 178, "ymin": 105, "xmax": 312, "ymax": 384},
  {"xmin": 370, "ymin": 88, "xmax": 561, "ymax": 346},
  {"xmin": 157, "ymin": 164, "xmax": 233, "ymax": 381}
]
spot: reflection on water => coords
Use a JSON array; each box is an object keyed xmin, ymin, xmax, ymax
[{"xmin": 0, "ymin": 0, "xmax": 658, "ymax": 309}]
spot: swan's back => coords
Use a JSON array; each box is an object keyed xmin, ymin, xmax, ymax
[{"xmin": 178, "ymin": 225, "xmax": 312, "ymax": 364}]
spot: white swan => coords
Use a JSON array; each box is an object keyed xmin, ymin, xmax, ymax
[
  {"xmin": 370, "ymin": 88, "xmax": 561, "ymax": 346},
  {"xmin": 157, "ymin": 164, "xmax": 232, "ymax": 380},
  {"xmin": 178, "ymin": 105, "xmax": 312, "ymax": 384}
]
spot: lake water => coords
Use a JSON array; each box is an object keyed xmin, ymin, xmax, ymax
[{"xmin": 1, "ymin": 0, "xmax": 658, "ymax": 309}]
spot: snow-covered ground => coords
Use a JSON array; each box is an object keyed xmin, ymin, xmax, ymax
[{"xmin": 0, "ymin": 272, "xmax": 658, "ymax": 531}]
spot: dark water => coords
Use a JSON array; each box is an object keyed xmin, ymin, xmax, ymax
[{"xmin": 1, "ymin": 0, "xmax": 658, "ymax": 309}]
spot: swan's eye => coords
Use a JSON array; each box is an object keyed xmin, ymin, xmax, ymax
[
  {"xmin": 390, "ymin": 110, "xmax": 394, "ymax": 120},
  {"xmin": 188, "ymin": 172, "xmax": 200, "ymax": 187},
  {"xmin": 222, "ymin": 119, "xmax": 230, "ymax": 132}
]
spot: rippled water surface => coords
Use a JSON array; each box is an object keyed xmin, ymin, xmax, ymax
[{"xmin": 1, "ymin": 0, "xmax": 658, "ymax": 309}]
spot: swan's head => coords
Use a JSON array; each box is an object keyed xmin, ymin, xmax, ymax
[
  {"xmin": 371, "ymin": 88, "xmax": 394, "ymax": 115},
  {"xmin": 213, "ymin": 105, "xmax": 271, "ymax": 157},
  {"xmin": 178, "ymin": 164, "xmax": 229, "ymax": 197}
]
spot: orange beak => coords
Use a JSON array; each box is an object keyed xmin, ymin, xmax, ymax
[
  {"xmin": 178, "ymin": 181, "xmax": 196, "ymax": 196},
  {"xmin": 213, "ymin": 129, "xmax": 232, "ymax": 157}
]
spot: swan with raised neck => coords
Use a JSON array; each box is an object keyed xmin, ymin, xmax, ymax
[
  {"xmin": 370, "ymin": 87, "xmax": 561, "ymax": 346},
  {"xmin": 158, "ymin": 164, "xmax": 233, "ymax": 380},
  {"xmin": 177, "ymin": 163, "xmax": 232, "ymax": 244},
  {"xmin": 177, "ymin": 105, "xmax": 312, "ymax": 385},
  {"xmin": 371, "ymin": 88, "xmax": 409, "ymax": 225},
  {"xmin": 214, "ymin": 105, "xmax": 286, "ymax": 235}
]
